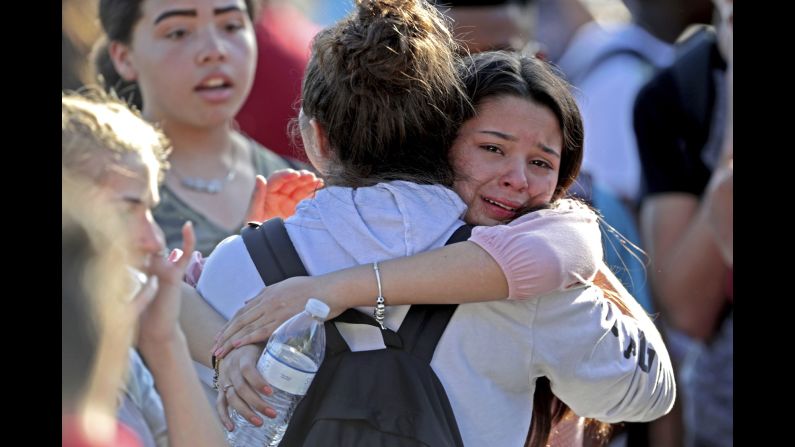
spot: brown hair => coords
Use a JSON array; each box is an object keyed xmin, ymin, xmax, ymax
[
  {"xmin": 300, "ymin": 0, "xmax": 469, "ymax": 187},
  {"xmin": 458, "ymin": 51, "xmax": 584, "ymax": 202},
  {"xmin": 456, "ymin": 52, "xmax": 613, "ymax": 447}
]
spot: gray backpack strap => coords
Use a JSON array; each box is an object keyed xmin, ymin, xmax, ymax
[
  {"xmin": 240, "ymin": 218, "xmax": 307, "ymax": 285},
  {"xmin": 241, "ymin": 220, "xmax": 474, "ymax": 362},
  {"xmin": 240, "ymin": 219, "xmax": 402, "ymax": 351}
]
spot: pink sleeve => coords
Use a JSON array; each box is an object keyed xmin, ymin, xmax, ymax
[{"xmin": 467, "ymin": 201, "xmax": 602, "ymax": 300}]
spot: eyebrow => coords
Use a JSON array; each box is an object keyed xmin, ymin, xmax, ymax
[
  {"xmin": 538, "ymin": 144, "xmax": 561, "ymax": 159},
  {"xmin": 154, "ymin": 5, "xmax": 245, "ymax": 25},
  {"xmin": 478, "ymin": 130, "xmax": 517, "ymax": 141},
  {"xmin": 477, "ymin": 130, "xmax": 561, "ymax": 159},
  {"xmin": 154, "ymin": 9, "xmax": 196, "ymax": 24}
]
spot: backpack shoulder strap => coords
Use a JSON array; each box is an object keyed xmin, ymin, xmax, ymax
[
  {"xmin": 330, "ymin": 225, "xmax": 473, "ymax": 353},
  {"xmin": 446, "ymin": 224, "xmax": 475, "ymax": 245},
  {"xmin": 241, "ymin": 218, "xmax": 401, "ymax": 352},
  {"xmin": 332, "ymin": 309, "xmax": 404, "ymax": 350},
  {"xmin": 241, "ymin": 220, "xmax": 474, "ymax": 359},
  {"xmin": 240, "ymin": 218, "xmax": 308, "ymax": 285},
  {"xmin": 398, "ymin": 225, "xmax": 473, "ymax": 362}
]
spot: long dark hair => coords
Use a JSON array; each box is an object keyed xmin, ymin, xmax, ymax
[
  {"xmin": 458, "ymin": 51, "xmax": 611, "ymax": 447},
  {"xmin": 459, "ymin": 51, "xmax": 584, "ymax": 202}
]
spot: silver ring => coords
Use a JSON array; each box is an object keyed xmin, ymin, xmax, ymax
[{"xmin": 223, "ymin": 383, "xmax": 234, "ymax": 393}]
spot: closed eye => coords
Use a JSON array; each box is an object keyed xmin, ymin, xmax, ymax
[{"xmin": 120, "ymin": 196, "xmax": 152, "ymax": 215}]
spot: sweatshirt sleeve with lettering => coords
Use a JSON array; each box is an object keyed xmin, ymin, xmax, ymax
[{"xmin": 531, "ymin": 284, "xmax": 676, "ymax": 422}]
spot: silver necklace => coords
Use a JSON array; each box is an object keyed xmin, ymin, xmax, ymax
[{"xmin": 170, "ymin": 144, "xmax": 238, "ymax": 194}]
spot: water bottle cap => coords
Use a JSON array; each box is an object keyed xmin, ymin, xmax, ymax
[{"xmin": 305, "ymin": 298, "xmax": 330, "ymax": 319}]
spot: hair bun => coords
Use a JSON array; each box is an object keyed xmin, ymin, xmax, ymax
[
  {"xmin": 301, "ymin": 0, "xmax": 467, "ymax": 187},
  {"xmin": 328, "ymin": 0, "xmax": 456, "ymax": 94}
]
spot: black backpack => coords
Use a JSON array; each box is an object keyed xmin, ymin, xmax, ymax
[{"xmin": 240, "ymin": 218, "xmax": 472, "ymax": 447}]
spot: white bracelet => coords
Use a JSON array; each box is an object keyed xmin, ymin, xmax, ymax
[{"xmin": 373, "ymin": 262, "xmax": 386, "ymax": 329}]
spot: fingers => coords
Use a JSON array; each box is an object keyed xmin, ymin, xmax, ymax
[
  {"xmin": 130, "ymin": 274, "xmax": 159, "ymax": 316},
  {"xmin": 214, "ymin": 340, "xmax": 235, "ymax": 360},
  {"xmin": 217, "ymin": 305, "xmax": 269, "ymax": 348},
  {"xmin": 254, "ymin": 173, "xmax": 268, "ymax": 191},
  {"xmin": 215, "ymin": 384, "xmax": 234, "ymax": 431},
  {"xmin": 230, "ymin": 328, "xmax": 273, "ymax": 351},
  {"xmin": 213, "ymin": 292, "xmax": 264, "ymax": 352},
  {"xmin": 217, "ymin": 352, "xmax": 265, "ymax": 428},
  {"xmin": 266, "ymin": 170, "xmax": 317, "ymax": 193},
  {"xmin": 213, "ymin": 325, "xmax": 230, "ymax": 353},
  {"xmin": 267, "ymin": 169, "xmax": 300, "ymax": 179},
  {"xmin": 254, "ymin": 171, "xmax": 320, "ymax": 220},
  {"xmin": 301, "ymin": 171, "xmax": 324, "ymax": 192},
  {"xmin": 245, "ymin": 175, "xmax": 269, "ymax": 223},
  {"xmin": 238, "ymin": 358, "xmax": 277, "ymax": 419},
  {"xmin": 214, "ymin": 310, "xmax": 251, "ymax": 352},
  {"xmin": 217, "ymin": 324, "xmax": 272, "ymax": 359},
  {"xmin": 313, "ymin": 176, "xmax": 325, "ymax": 188},
  {"xmin": 222, "ymin": 298, "xmax": 257, "ymax": 332},
  {"xmin": 277, "ymin": 170, "xmax": 319, "ymax": 197},
  {"xmin": 175, "ymin": 221, "xmax": 195, "ymax": 270},
  {"xmin": 214, "ymin": 319, "xmax": 239, "ymax": 354},
  {"xmin": 261, "ymin": 170, "xmax": 322, "ymax": 220},
  {"xmin": 292, "ymin": 180, "xmax": 322, "ymax": 201},
  {"xmin": 150, "ymin": 222, "xmax": 196, "ymax": 284},
  {"xmin": 224, "ymin": 308, "xmax": 267, "ymax": 342},
  {"xmin": 264, "ymin": 170, "xmax": 301, "ymax": 198},
  {"xmin": 167, "ymin": 248, "xmax": 182, "ymax": 263},
  {"xmin": 215, "ymin": 330, "xmax": 242, "ymax": 359},
  {"xmin": 224, "ymin": 383, "xmax": 264, "ymax": 427},
  {"xmin": 227, "ymin": 357, "xmax": 276, "ymax": 423}
]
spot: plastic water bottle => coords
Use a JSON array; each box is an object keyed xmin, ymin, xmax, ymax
[{"xmin": 226, "ymin": 298, "xmax": 329, "ymax": 447}]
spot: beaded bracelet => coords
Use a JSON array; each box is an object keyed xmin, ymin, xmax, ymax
[{"xmin": 373, "ymin": 262, "xmax": 386, "ymax": 330}]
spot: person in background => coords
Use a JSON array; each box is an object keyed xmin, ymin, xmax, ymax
[
  {"xmin": 94, "ymin": 0, "xmax": 321, "ymax": 256},
  {"xmin": 235, "ymin": 0, "xmax": 321, "ymax": 163},
  {"xmin": 62, "ymin": 90, "xmax": 227, "ymax": 447},
  {"xmin": 63, "ymin": 175, "xmax": 145, "ymax": 447},
  {"xmin": 556, "ymin": 0, "xmax": 713, "ymax": 206},
  {"xmin": 634, "ymin": 0, "xmax": 733, "ymax": 445},
  {"xmin": 442, "ymin": 0, "xmax": 535, "ymax": 54}
]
